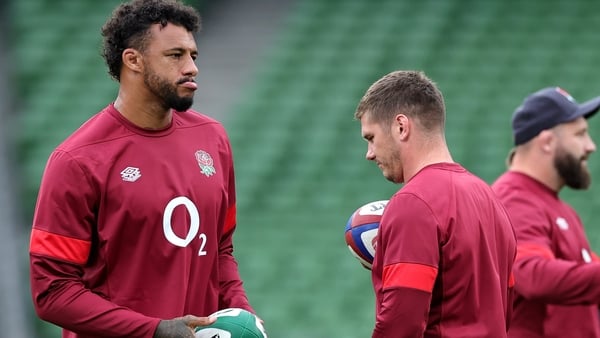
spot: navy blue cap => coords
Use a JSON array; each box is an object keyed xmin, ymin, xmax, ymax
[{"xmin": 512, "ymin": 87, "xmax": 600, "ymax": 145}]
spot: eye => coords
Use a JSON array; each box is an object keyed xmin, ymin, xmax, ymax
[{"xmin": 169, "ymin": 53, "xmax": 182, "ymax": 59}]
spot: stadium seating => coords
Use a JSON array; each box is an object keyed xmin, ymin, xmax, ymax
[
  {"xmin": 224, "ymin": 1, "xmax": 600, "ymax": 337},
  {"xmin": 13, "ymin": 0, "xmax": 600, "ymax": 337},
  {"xmin": 14, "ymin": 0, "xmax": 118, "ymax": 220}
]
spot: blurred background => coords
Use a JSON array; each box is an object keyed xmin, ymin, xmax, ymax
[{"xmin": 4, "ymin": 0, "xmax": 600, "ymax": 337}]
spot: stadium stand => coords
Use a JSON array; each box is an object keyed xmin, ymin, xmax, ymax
[
  {"xmin": 12, "ymin": 0, "xmax": 600, "ymax": 337},
  {"xmin": 14, "ymin": 0, "xmax": 119, "ymax": 218},
  {"xmin": 222, "ymin": 1, "xmax": 600, "ymax": 337},
  {"xmin": 0, "ymin": 1, "xmax": 32, "ymax": 337}
]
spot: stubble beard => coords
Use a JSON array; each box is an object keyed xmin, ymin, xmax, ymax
[{"xmin": 382, "ymin": 149, "xmax": 403, "ymax": 184}]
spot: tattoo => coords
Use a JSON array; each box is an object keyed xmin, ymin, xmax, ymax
[{"xmin": 153, "ymin": 320, "xmax": 194, "ymax": 338}]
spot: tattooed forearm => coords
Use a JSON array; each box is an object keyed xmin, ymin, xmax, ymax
[{"xmin": 153, "ymin": 320, "xmax": 195, "ymax": 338}]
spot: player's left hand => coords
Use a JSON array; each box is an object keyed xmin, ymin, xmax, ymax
[{"xmin": 153, "ymin": 315, "xmax": 216, "ymax": 338}]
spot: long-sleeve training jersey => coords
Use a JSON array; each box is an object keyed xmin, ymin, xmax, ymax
[
  {"xmin": 493, "ymin": 171, "xmax": 600, "ymax": 338},
  {"xmin": 372, "ymin": 163, "xmax": 516, "ymax": 338},
  {"xmin": 30, "ymin": 104, "xmax": 253, "ymax": 338}
]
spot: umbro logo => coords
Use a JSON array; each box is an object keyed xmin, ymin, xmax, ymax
[
  {"xmin": 582, "ymin": 248, "xmax": 592, "ymax": 263},
  {"xmin": 556, "ymin": 217, "xmax": 569, "ymax": 230},
  {"xmin": 120, "ymin": 166, "xmax": 141, "ymax": 182}
]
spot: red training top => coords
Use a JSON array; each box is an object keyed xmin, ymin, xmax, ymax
[
  {"xmin": 493, "ymin": 171, "xmax": 600, "ymax": 338},
  {"xmin": 30, "ymin": 104, "xmax": 253, "ymax": 338},
  {"xmin": 372, "ymin": 163, "xmax": 516, "ymax": 338}
]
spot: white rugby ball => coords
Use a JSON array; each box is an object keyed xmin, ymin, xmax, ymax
[{"xmin": 344, "ymin": 200, "xmax": 388, "ymax": 269}]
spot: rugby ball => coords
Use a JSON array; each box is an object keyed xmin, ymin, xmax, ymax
[
  {"xmin": 344, "ymin": 200, "xmax": 388, "ymax": 270},
  {"xmin": 195, "ymin": 308, "xmax": 267, "ymax": 338}
]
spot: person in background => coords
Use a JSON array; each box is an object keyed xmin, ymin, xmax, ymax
[
  {"xmin": 355, "ymin": 70, "xmax": 517, "ymax": 337},
  {"xmin": 493, "ymin": 86, "xmax": 600, "ymax": 338},
  {"xmin": 28, "ymin": 1, "xmax": 259, "ymax": 337}
]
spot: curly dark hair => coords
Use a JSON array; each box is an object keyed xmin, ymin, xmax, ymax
[{"xmin": 101, "ymin": 0, "xmax": 201, "ymax": 81}]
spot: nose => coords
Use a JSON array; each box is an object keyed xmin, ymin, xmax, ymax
[
  {"xmin": 183, "ymin": 54, "xmax": 198, "ymax": 77},
  {"xmin": 366, "ymin": 147, "xmax": 375, "ymax": 161},
  {"xmin": 587, "ymin": 136, "xmax": 596, "ymax": 153}
]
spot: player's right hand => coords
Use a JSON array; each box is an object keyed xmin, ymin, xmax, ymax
[{"xmin": 153, "ymin": 315, "xmax": 216, "ymax": 338}]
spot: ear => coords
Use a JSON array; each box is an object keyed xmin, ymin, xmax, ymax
[
  {"xmin": 122, "ymin": 48, "xmax": 143, "ymax": 74},
  {"xmin": 537, "ymin": 130, "xmax": 555, "ymax": 153},
  {"xmin": 394, "ymin": 114, "xmax": 410, "ymax": 140}
]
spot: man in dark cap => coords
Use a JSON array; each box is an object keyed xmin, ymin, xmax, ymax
[{"xmin": 493, "ymin": 87, "xmax": 600, "ymax": 338}]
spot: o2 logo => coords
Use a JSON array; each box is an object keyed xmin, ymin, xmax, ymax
[{"xmin": 163, "ymin": 196, "xmax": 207, "ymax": 256}]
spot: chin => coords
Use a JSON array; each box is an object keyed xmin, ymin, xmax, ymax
[
  {"xmin": 172, "ymin": 100, "xmax": 194, "ymax": 112},
  {"xmin": 383, "ymin": 173, "xmax": 397, "ymax": 183},
  {"xmin": 385, "ymin": 173, "xmax": 403, "ymax": 184}
]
